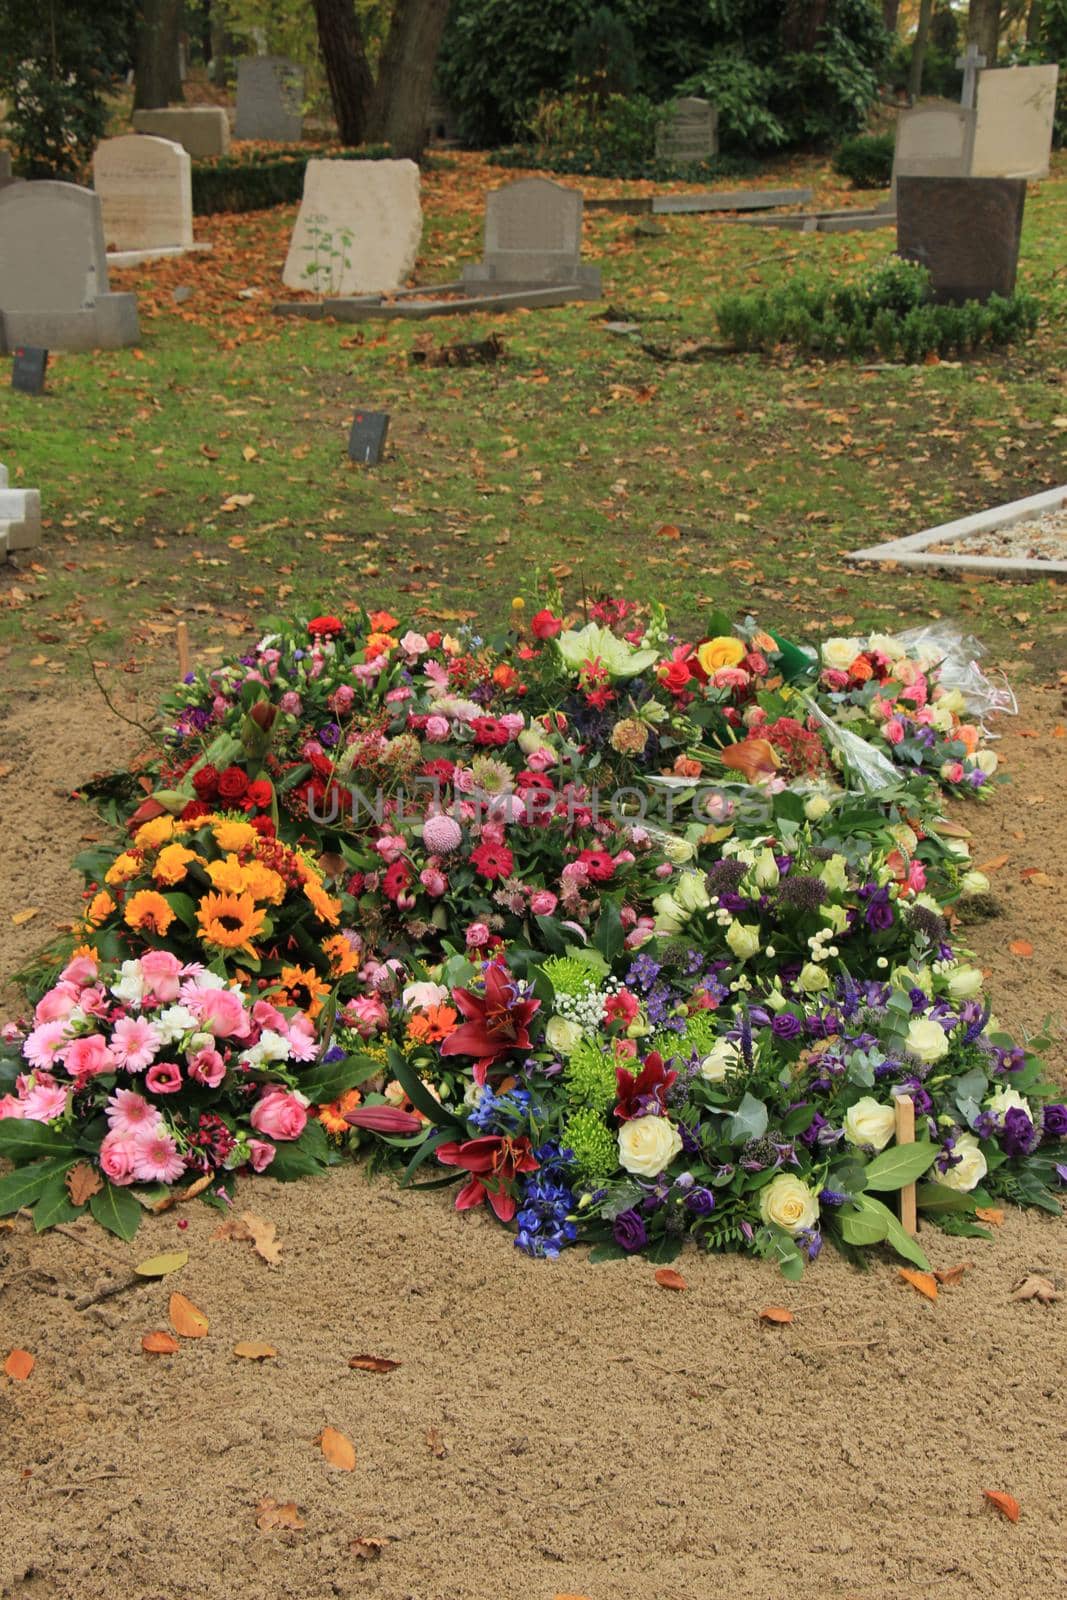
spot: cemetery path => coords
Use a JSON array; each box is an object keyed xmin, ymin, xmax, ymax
[{"xmin": 0, "ymin": 676, "xmax": 1064, "ymax": 1600}]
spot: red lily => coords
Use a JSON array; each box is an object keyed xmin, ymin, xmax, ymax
[
  {"xmin": 344, "ymin": 1105, "xmax": 424, "ymax": 1135},
  {"xmin": 614, "ymin": 1051, "xmax": 677, "ymax": 1121},
  {"xmin": 436, "ymin": 1135, "xmax": 539, "ymax": 1221},
  {"xmin": 440, "ymin": 960, "xmax": 540, "ymax": 1086}
]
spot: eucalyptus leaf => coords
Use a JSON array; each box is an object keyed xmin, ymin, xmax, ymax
[{"xmin": 725, "ymin": 1092, "xmax": 768, "ymax": 1145}]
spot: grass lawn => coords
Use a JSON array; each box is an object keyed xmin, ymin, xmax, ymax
[{"xmin": 1, "ymin": 150, "xmax": 1064, "ymax": 693}]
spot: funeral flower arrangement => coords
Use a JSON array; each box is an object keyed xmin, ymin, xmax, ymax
[{"xmin": 1, "ymin": 598, "xmax": 1060, "ymax": 1271}]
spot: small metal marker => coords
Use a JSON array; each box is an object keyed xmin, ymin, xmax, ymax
[
  {"xmin": 347, "ymin": 410, "xmax": 389, "ymax": 466},
  {"xmin": 11, "ymin": 346, "xmax": 48, "ymax": 394}
]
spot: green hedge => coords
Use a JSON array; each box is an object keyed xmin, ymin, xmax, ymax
[
  {"xmin": 833, "ymin": 132, "xmax": 894, "ymax": 189},
  {"xmin": 191, "ymin": 144, "xmax": 392, "ymax": 215},
  {"xmin": 488, "ymin": 143, "xmax": 756, "ymax": 183}
]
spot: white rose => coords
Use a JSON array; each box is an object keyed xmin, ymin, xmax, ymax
[
  {"xmin": 867, "ymin": 632, "xmax": 904, "ymax": 659},
  {"xmin": 821, "ymin": 637, "xmax": 864, "ymax": 672},
  {"xmin": 726, "ymin": 921, "xmax": 761, "ymax": 961},
  {"xmin": 759, "ymin": 1173, "xmax": 820, "ymax": 1235},
  {"xmin": 804, "ymin": 794, "xmax": 832, "ymax": 822},
  {"xmin": 936, "ymin": 687, "xmax": 966, "ymax": 715},
  {"xmin": 944, "ymin": 839, "xmax": 971, "ymax": 860},
  {"xmin": 930, "ymin": 705, "xmax": 955, "ymax": 734},
  {"xmin": 961, "ymin": 870, "xmax": 990, "ymax": 895},
  {"xmin": 752, "ymin": 848, "xmax": 780, "ymax": 889},
  {"xmin": 662, "ymin": 835, "xmax": 696, "ymax": 864},
  {"xmin": 819, "ymin": 854, "xmax": 849, "ymax": 893},
  {"xmin": 545, "ymin": 1016, "xmax": 583, "ymax": 1056},
  {"xmin": 675, "ymin": 871, "xmax": 710, "ymax": 914},
  {"xmin": 156, "ymin": 1004, "xmax": 198, "ymax": 1043},
  {"xmin": 932, "ymin": 1132, "xmax": 988, "ymax": 1192},
  {"xmin": 987, "ymin": 1086, "xmax": 1032, "ymax": 1121},
  {"xmin": 699, "ymin": 1039, "xmax": 743, "ymax": 1082},
  {"xmin": 975, "ymin": 749, "xmax": 998, "ymax": 775},
  {"xmin": 944, "ymin": 965, "xmax": 983, "ymax": 1002},
  {"xmin": 797, "ymin": 961, "xmax": 831, "ymax": 994},
  {"xmin": 618, "ymin": 1114, "xmax": 683, "ymax": 1178},
  {"xmin": 906, "ymin": 1016, "xmax": 950, "ymax": 1064},
  {"xmin": 843, "ymin": 1096, "xmax": 897, "ymax": 1152},
  {"xmin": 403, "ymin": 981, "xmax": 451, "ymax": 1010}
]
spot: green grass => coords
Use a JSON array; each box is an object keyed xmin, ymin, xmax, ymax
[{"xmin": 1, "ymin": 152, "xmax": 1064, "ymax": 693}]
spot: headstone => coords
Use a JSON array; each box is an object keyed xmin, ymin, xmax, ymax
[
  {"xmin": 896, "ymin": 176, "xmax": 1026, "ymax": 303},
  {"xmin": 282, "ymin": 159, "xmax": 422, "ymax": 295},
  {"xmin": 655, "ymin": 98, "xmax": 718, "ymax": 164},
  {"xmin": 235, "ymin": 56, "xmax": 304, "ymax": 142},
  {"xmin": 93, "ymin": 135, "xmax": 193, "ymax": 253},
  {"xmin": 0, "ymin": 462, "xmax": 42, "ymax": 557},
  {"xmin": 132, "ymin": 108, "xmax": 231, "ymax": 159},
  {"xmin": 347, "ymin": 409, "xmax": 389, "ymax": 464},
  {"xmin": 462, "ymin": 178, "xmax": 600, "ymax": 296},
  {"xmin": 0, "ymin": 182, "xmax": 139, "ymax": 351},
  {"xmin": 890, "ymin": 102, "xmax": 975, "ymax": 203},
  {"xmin": 0, "ymin": 151, "xmax": 14, "ymax": 191},
  {"xmin": 11, "ymin": 345, "xmax": 47, "ymax": 394},
  {"xmin": 970, "ymin": 64, "xmax": 1059, "ymax": 180},
  {"xmin": 956, "ymin": 42, "xmax": 987, "ymax": 109},
  {"xmin": 652, "ymin": 187, "xmax": 812, "ymax": 215}
]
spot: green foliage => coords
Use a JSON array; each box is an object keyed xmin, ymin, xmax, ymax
[
  {"xmin": 570, "ymin": 8, "xmax": 639, "ymax": 98},
  {"xmin": 833, "ymin": 131, "xmax": 894, "ymax": 189},
  {"xmin": 490, "ymin": 133, "xmax": 755, "ymax": 182},
  {"xmin": 192, "ymin": 144, "xmax": 392, "ymax": 215},
  {"xmin": 527, "ymin": 88, "xmax": 659, "ymax": 170},
  {"xmin": 715, "ymin": 256, "xmax": 1041, "ymax": 363},
  {"xmin": 886, "ymin": 3, "xmax": 961, "ymax": 101},
  {"xmin": 0, "ymin": 0, "xmax": 128, "ymax": 178}
]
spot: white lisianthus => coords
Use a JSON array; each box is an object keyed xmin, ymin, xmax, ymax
[
  {"xmin": 987, "ymin": 1086, "xmax": 1032, "ymax": 1121},
  {"xmin": 726, "ymin": 921, "xmax": 761, "ymax": 961},
  {"xmin": 618, "ymin": 1114, "xmax": 683, "ymax": 1177},
  {"xmin": 155, "ymin": 1005, "xmax": 198, "ymax": 1044},
  {"xmin": 944, "ymin": 965, "xmax": 984, "ymax": 1002},
  {"xmin": 821, "ymin": 637, "xmax": 864, "ymax": 671},
  {"xmin": 931, "ymin": 1132, "xmax": 988, "ymax": 1192},
  {"xmin": 545, "ymin": 1016, "xmax": 583, "ymax": 1056},
  {"xmin": 674, "ymin": 871, "xmax": 710, "ymax": 914},
  {"xmin": 961, "ymin": 870, "xmax": 990, "ymax": 895},
  {"xmin": 819, "ymin": 854, "xmax": 849, "ymax": 893},
  {"xmin": 111, "ymin": 961, "xmax": 147, "ymax": 1005},
  {"xmin": 653, "ymin": 893, "xmax": 686, "ymax": 935},
  {"xmin": 699, "ymin": 1039, "xmax": 743, "ymax": 1082},
  {"xmin": 661, "ymin": 835, "xmax": 697, "ymax": 864},
  {"xmin": 797, "ymin": 961, "xmax": 831, "ymax": 994},
  {"xmin": 906, "ymin": 1016, "xmax": 950, "ymax": 1064},
  {"xmin": 403, "ymin": 981, "xmax": 451, "ymax": 1010},
  {"xmin": 804, "ymin": 794, "xmax": 832, "ymax": 822},
  {"xmin": 843, "ymin": 1096, "xmax": 897, "ymax": 1152},
  {"xmin": 752, "ymin": 848, "xmax": 780, "ymax": 889},
  {"xmin": 975, "ymin": 749, "xmax": 998, "ymax": 775},
  {"xmin": 759, "ymin": 1173, "xmax": 820, "ymax": 1235}
]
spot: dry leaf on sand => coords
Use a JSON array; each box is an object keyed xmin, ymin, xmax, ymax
[
  {"xmin": 1009, "ymin": 1274, "xmax": 1060, "ymax": 1305},
  {"xmin": 256, "ymin": 1498, "xmax": 305, "ymax": 1532},
  {"xmin": 348, "ymin": 1354, "xmax": 401, "ymax": 1373},
  {"xmin": 349, "ymin": 1537, "xmax": 389, "ymax": 1560},
  {"xmin": 426, "ymin": 1425, "xmax": 449, "ymax": 1459},
  {"xmin": 933, "ymin": 1263, "xmax": 973, "ymax": 1286},
  {"xmin": 4, "ymin": 1349, "xmax": 35, "ymax": 1380},
  {"xmin": 234, "ymin": 1341, "xmax": 278, "ymax": 1361},
  {"xmin": 169, "ymin": 1292, "xmax": 209, "ymax": 1338},
  {"xmin": 65, "ymin": 1162, "xmax": 103, "ymax": 1206},
  {"xmin": 654, "ymin": 1268, "xmax": 687, "ymax": 1291},
  {"xmin": 318, "ymin": 1426, "xmax": 356, "ymax": 1471},
  {"xmin": 141, "ymin": 1331, "xmax": 180, "ymax": 1355},
  {"xmin": 214, "ymin": 1211, "xmax": 282, "ymax": 1267},
  {"xmin": 898, "ymin": 1268, "xmax": 938, "ymax": 1302},
  {"xmin": 759, "ymin": 1306, "xmax": 794, "ymax": 1326},
  {"xmin": 982, "ymin": 1489, "xmax": 1020, "ymax": 1523}
]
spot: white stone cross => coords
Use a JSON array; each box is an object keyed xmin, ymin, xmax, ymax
[{"xmin": 956, "ymin": 41, "xmax": 987, "ymax": 109}]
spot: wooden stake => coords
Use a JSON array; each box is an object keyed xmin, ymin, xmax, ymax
[
  {"xmin": 895, "ymin": 1094, "xmax": 918, "ymax": 1237},
  {"xmin": 176, "ymin": 621, "xmax": 191, "ymax": 679}
]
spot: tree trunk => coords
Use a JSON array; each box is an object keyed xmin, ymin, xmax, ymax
[
  {"xmin": 882, "ymin": 0, "xmax": 901, "ymax": 32},
  {"xmin": 968, "ymin": 0, "xmax": 1002, "ymax": 63},
  {"xmin": 134, "ymin": 0, "xmax": 184, "ymax": 109},
  {"xmin": 368, "ymin": 0, "xmax": 451, "ymax": 160},
  {"xmin": 782, "ymin": 1, "xmax": 830, "ymax": 53},
  {"xmin": 312, "ymin": 0, "xmax": 375, "ymax": 146},
  {"xmin": 1026, "ymin": 0, "xmax": 1042, "ymax": 43},
  {"xmin": 908, "ymin": 0, "xmax": 935, "ymax": 100}
]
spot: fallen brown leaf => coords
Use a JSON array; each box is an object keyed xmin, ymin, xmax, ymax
[
  {"xmin": 975, "ymin": 853, "xmax": 1010, "ymax": 874},
  {"xmin": 1019, "ymin": 867, "xmax": 1055, "ymax": 888},
  {"xmin": 1008, "ymin": 940, "xmax": 1034, "ymax": 958},
  {"xmin": 318, "ymin": 1426, "xmax": 356, "ymax": 1471},
  {"xmin": 10, "ymin": 908, "xmax": 39, "ymax": 927},
  {"xmin": 982, "ymin": 1489, "xmax": 1020, "ymax": 1523},
  {"xmin": 348, "ymin": 1354, "xmax": 402, "ymax": 1373},
  {"xmin": 654, "ymin": 1268, "xmax": 687, "ymax": 1292},
  {"xmin": 759, "ymin": 1306, "xmax": 795, "ymax": 1326},
  {"xmin": 4, "ymin": 1348, "xmax": 35, "ymax": 1380},
  {"xmin": 426, "ymin": 1425, "xmax": 449, "ymax": 1459},
  {"xmin": 213, "ymin": 1211, "xmax": 282, "ymax": 1266},
  {"xmin": 65, "ymin": 1162, "xmax": 103, "ymax": 1206},
  {"xmin": 256, "ymin": 1497, "xmax": 305, "ymax": 1533},
  {"xmin": 169, "ymin": 1292, "xmax": 209, "ymax": 1338},
  {"xmin": 234, "ymin": 1341, "xmax": 278, "ymax": 1361},
  {"xmin": 898, "ymin": 1268, "xmax": 938, "ymax": 1302},
  {"xmin": 933, "ymin": 1263, "xmax": 973, "ymax": 1286},
  {"xmin": 1009, "ymin": 1274, "xmax": 1060, "ymax": 1305},
  {"xmin": 141, "ymin": 1331, "xmax": 180, "ymax": 1355},
  {"xmin": 349, "ymin": 1537, "xmax": 389, "ymax": 1560},
  {"xmin": 975, "ymin": 1206, "xmax": 1005, "ymax": 1226}
]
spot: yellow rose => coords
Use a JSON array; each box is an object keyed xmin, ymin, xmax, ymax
[
  {"xmin": 697, "ymin": 636, "xmax": 746, "ymax": 674},
  {"xmin": 759, "ymin": 1173, "xmax": 820, "ymax": 1235},
  {"xmin": 797, "ymin": 961, "xmax": 831, "ymax": 993},
  {"xmin": 618, "ymin": 1114, "xmax": 683, "ymax": 1177},
  {"xmin": 545, "ymin": 1017, "xmax": 582, "ymax": 1056},
  {"xmin": 931, "ymin": 1132, "xmax": 987, "ymax": 1192},
  {"xmin": 843, "ymin": 1096, "xmax": 897, "ymax": 1152}
]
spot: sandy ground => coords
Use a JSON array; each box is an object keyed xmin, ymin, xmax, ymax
[{"xmin": 0, "ymin": 672, "xmax": 1065, "ymax": 1600}]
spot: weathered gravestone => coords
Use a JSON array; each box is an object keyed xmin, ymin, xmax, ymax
[
  {"xmin": 0, "ymin": 182, "xmax": 139, "ymax": 351},
  {"xmin": 11, "ymin": 345, "xmax": 47, "ymax": 394},
  {"xmin": 282, "ymin": 159, "xmax": 422, "ymax": 295},
  {"xmin": 93, "ymin": 134, "xmax": 194, "ymax": 257},
  {"xmin": 235, "ymin": 56, "xmax": 304, "ymax": 142},
  {"xmin": 463, "ymin": 178, "xmax": 600, "ymax": 296},
  {"xmin": 655, "ymin": 98, "xmax": 718, "ymax": 164},
  {"xmin": 890, "ymin": 102, "xmax": 975, "ymax": 203},
  {"xmin": 0, "ymin": 462, "xmax": 42, "ymax": 558},
  {"xmin": 347, "ymin": 409, "xmax": 389, "ymax": 464},
  {"xmin": 132, "ymin": 107, "xmax": 231, "ymax": 159},
  {"xmin": 896, "ymin": 176, "xmax": 1026, "ymax": 303},
  {"xmin": 971, "ymin": 64, "xmax": 1059, "ymax": 180}
]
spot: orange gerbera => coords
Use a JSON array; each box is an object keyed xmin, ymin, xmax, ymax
[
  {"xmin": 318, "ymin": 1087, "xmax": 362, "ymax": 1137},
  {"xmin": 323, "ymin": 933, "xmax": 361, "ymax": 978},
  {"xmin": 368, "ymin": 609, "xmax": 399, "ymax": 632},
  {"xmin": 364, "ymin": 631, "xmax": 398, "ymax": 661},
  {"xmin": 407, "ymin": 1004, "xmax": 459, "ymax": 1045},
  {"xmin": 278, "ymin": 964, "xmax": 331, "ymax": 1018},
  {"xmin": 124, "ymin": 890, "xmax": 175, "ymax": 936},
  {"xmin": 196, "ymin": 891, "xmax": 264, "ymax": 952}
]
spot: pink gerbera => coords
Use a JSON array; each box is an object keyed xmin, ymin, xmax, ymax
[
  {"xmin": 19, "ymin": 1082, "xmax": 70, "ymax": 1123},
  {"xmin": 111, "ymin": 1015, "xmax": 162, "ymax": 1072},
  {"xmin": 106, "ymin": 1088, "xmax": 159, "ymax": 1136},
  {"xmin": 131, "ymin": 1125, "xmax": 186, "ymax": 1184},
  {"xmin": 23, "ymin": 1020, "xmax": 72, "ymax": 1071}
]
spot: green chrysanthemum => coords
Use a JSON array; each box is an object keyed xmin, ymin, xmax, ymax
[
  {"xmin": 561, "ymin": 1107, "xmax": 619, "ymax": 1184},
  {"xmin": 563, "ymin": 1038, "xmax": 618, "ymax": 1114}
]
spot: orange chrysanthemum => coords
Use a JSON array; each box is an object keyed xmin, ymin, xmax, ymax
[
  {"xmin": 318, "ymin": 1087, "xmax": 362, "ymax": 1137},
  {"xmin": 407, "ymin": 1004, "xmax": 459, "ymax": 1045},
  {"xmin": 104, "ymin": 852, "xmax": 142, "ymax": 886},
  {"xmin": 152, "ymin": 843, "xmax": 199, "ymax": 887},
  {"xmin": 86, "ymin": 890, "xmax": 117, "ymax": 928},
  {"xmin": 124, "ymin": 890, "xmax": 175, "ymax": 936},
  {"xmin": 196, "ymin": 891, "xmax": 264, "ymax": 952}
]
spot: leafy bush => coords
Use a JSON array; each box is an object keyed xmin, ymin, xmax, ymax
[
  {"xmin": 527, "ymin": 88, "xmax": 658, "ymax": 168},
  {"xmin": 570, "ymin": 8, "xmax": 639, "ymax": 97},
  {"xmin": 489, "ymin": 142, "xmax": 755, "ymax": 182},
  {"xmin": 715, "ymin": 258, "xmax": 1040, "ymax": 363},
  {"xmin": 833, "ymin": 132, "xmax": 894, "ymax": 189},
  {"xmin": 192, "ymin": 144, "xmax": 392, "ymax": 215},
  {"xmin": 0, "ymin": 0, "xmax": 127, "ymax": 178}
]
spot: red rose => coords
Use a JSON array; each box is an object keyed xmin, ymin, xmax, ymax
[
  {"xmin": 180, "ymin": 799, "xmax": 212, "ymax": 822},
  {"xmin": 245, "ymin": 778, "xmax": 273, "ymax": 810},
  {"xmin": 658, "ymin": 661, "xmax": 692, "ymax": 696},
  {"xmin": 192, "ymin": 764, "xmax": 220, "ymax": 799},
  {"xmin": 217, "ymin": 765, "xmax": 249, "ymax": 801},
  {"xmin": 425, "ymin": 631, "xmax": 442, "ymax": 648},
  {"xmin": 308, "ymin": 615, "xmax": 342, "ymax": 637},
  {"xmin": 531, "ymin": 609, "xmax": 562, "ymax": 640}
]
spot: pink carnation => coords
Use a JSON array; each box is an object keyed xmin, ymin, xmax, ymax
[
  {"xmin": 250, "ymin": 1090, "xmax": 308, "ymax": 1142},
  {"xmin": 252, "ymin": 999, "xmax": 288, "ymax": 1033}
]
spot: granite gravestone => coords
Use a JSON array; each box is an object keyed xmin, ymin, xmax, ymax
[
  {"xmin": 462, "ymin": 178, "xmax": 600, "ymax": 296},
  {"xmin": 235, "ymin": 56, "xmax": 304, "ymax": 142},
  {"xmin": 970, "ymin": 64, "xmax": 1059, "ymax": 180},
  {"xmin": 282, "ymin": 160, "xmax": 422, "ymax": 295},
  {"xmin": 0, "ymin": 182, "xmax": 139, "ymax": 351},
  {"xmin": 347, "ymin": 410, "xmax": 389, "ymax": 464},
  {"xmin": 93, "ymin": 134, "xmax": 193, "ymax": 254},
  {"xmin": 890, "ymin": 102, "xmax": 976, "ymax": 203},
  {"xmin": 131, "ymin": 107, "xmax": 231, "ymax": 158},
  {"xmin": 896, "ymin": 176, "xmax": 1026, "ymax": 303},
  {"xmin": 655, "ymin": 98, "xmax": 718, "ymax": 164},
  {"xmin": 11, "ymin": 346, "xmax": 47, "ymax": 394}
]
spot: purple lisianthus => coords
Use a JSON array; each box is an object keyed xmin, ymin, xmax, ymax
[
  {"xmin": 612, "ymin": 1208, "xmax": 648, "ymax": 1253},
  {"xmin": 1041, "ymin": 1104, "xmax": 1067, "ymax": 1140},
  {"xmin": 1001, "ymin": 1107, "xmax": 1038, "ymax": 1159},
  {"xmin": 771, "ymin": 1012, "xmax": 803, "ymax": 1041},
  {"xmin": 683, "ymin": 1186, "xmax": 715, "ymax": 1216}
]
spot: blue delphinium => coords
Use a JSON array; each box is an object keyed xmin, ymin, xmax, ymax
[{"xmin": 514, "ymin": 1142, "xmax": 578, "ymax": 1259}]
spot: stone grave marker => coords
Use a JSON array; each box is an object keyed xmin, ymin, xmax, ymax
[
  {"xmin": 0, "ymin": 182, "xmax": 139, "ymax": 351},
  {"xmin": 956, "ymin": 41, "xmax": 986, "ymax": 109},
  {"xmin": 971, "ymin": 64, "xmax": 1059, "ymax": 180},
  {"xmin": 896, "ymin": 176, "xmax": 1026, "ymax": 303},
  {"xmin": 347, "ymin": 409, "xmax": 389, "ymax": 464},
  {"xmin": 0, "ymin": 151, "xmax": 14, "ymax": 190},
  {"xmin": 93, "ymin": 134, "xmax": 194, "ymax": 256},
  {"xmin": 463, "ymin": 178, "xmax": 600, "ymax": 295},
  {"xmin": 132, "ymin": 107, "xmax": 231, "ymax": 158},
  {"xmin": 0, "ymin": 461, "xmax": 42, "ymax": 557},
  {"xmin": 235, "ymin": 56, "xmax": 304, "ymax": 142},
  {"xmin": 11, "ymin": 345, "xmax": 47, "ymax": 394},
  {"xmin": 655, "ymin": 98, "xmax": 718, "ymax": 164},
  {"xmin": 890, "ymin": 102, "xmax": 975, "ymax": 203},
  {"xmin": 282, "ymin": 159, "xmax": 422, "ymax": 295}
]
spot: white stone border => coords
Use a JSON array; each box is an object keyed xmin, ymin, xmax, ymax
[{"xmin": 849, "ymin": 485, "xmax": 1067, "ymax": 577}]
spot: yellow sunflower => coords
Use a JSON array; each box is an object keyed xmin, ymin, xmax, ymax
[
  {"xmin": 104, "ymin": 852, "xmax": 142, "ymax": 887},
  {"xmin": 303, "ymin": 874, "xmax": 342, "ymax": 926},
  {"xmin": 196, "ymin": 891, "xmax": 265, "ymax": 953},
  {"xmin": 124, "ymin": 890, "xmax": 175, "ymax": 936},
  {"xmin": 152, "ymin": 842, "xmax": 199, "ymax": 887},
  {"xmin": 277, "ymin": 964, "xmax": 330, "ymax": 1019},
  {"xmin": 323, "ymin": 933, "xmax": 361, "ymax": 978}
]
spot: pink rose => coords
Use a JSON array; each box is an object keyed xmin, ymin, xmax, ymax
[
  {"xmin": 188, "ymin": 1048, "xmax": 226, "ymax": 1088},
  {"xmin": 529, "ymin": 890, "xmax": 557, "ymax": 916},
  {"xmin": 77, "ymin": 985, "xmax": 111, "ymax": 1019},
  {"xmin": 145, "ymin": 1061, "xmax": 183, "ymax": 1094},
  {"xmin": 64, "ymin": 1034, "xmax": 115, "ymax": 1079},
  {"xmin": 400, "ymin": 630, "xmax": 429, "ymax": 656},
  {"xmin": 251, "ymin": 999, "xmax": 288, "ymax": 1033},
  {"xmin": 883, "ymin": 718, "xmax": 905, "ymax": 745},
  {"xmin": 140, "ymin": 950, "xmax": 185, "ymax": 1002},
  {"xmin": 34, "ymin": 986, "xmax": 78, "ymax": 1025},
  {"xmin": 279, "ymin": 690, "xmax": 302, "ymax": 716},
  {"xmin": 425, "ymin": 715, "xmax": 450, "ymax": 741},
  {"xmin": 60, "ymin": 955, "xmax": 99, "ymax": 987},
  {"xmin": 498, "ymin": 714, "xmax": 524, "ymax": 739},
  {"xmin": 525, "ymin": 747, "xmax": 556, "ymax": 773},
  {"xmin": 250, "ymin": 1090, "xmax": 308, "ymax": 1142},
  {"xmin": 194, "ymin": 988, "xmax": 248, "ymax": 1039},
  {"xmin": 247, "ymin": 1138, "xmax": 276, "ymax": 1172},
  {"xmin": 99, "ymin": 1129, "xmax": 139, "ymax": 1186},
  {"xmin": 420, "ymin": 867, "xmax": 447, "ymax": 897},
  {"xmin": 465, "ymin": 922, "xmax": 490, "ymax": 948}
]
